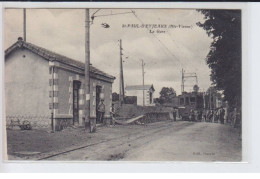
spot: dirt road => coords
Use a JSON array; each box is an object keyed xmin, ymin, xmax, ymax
[{"xmin": 45, "ymin": 121, "xmax": 242, "ymax": 161}]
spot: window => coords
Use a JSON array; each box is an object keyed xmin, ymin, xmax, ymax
[
  {"xmin": 180, "ymin": 98, "xmax": 184, "ymax": 105},
  {"xmin": 185, "ymin": 97, "xmax": 189, "ymax": 105},
  {"xmin": 190, "ymin": 97, "xmax": 196, "ymax": 103}
]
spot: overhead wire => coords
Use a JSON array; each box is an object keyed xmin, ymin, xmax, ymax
[
  {"xmin": 130, "ymin": 9, "xmax": 184, "ymax": 68},
  {"xmin": 165, "ymin": 27, "xmax": 199, "ymax": 71},
  {"xmin": 130, "ymin": 9, "xmax": 203, "ymax": 91},
  {"xmin": 92, "ymin": 9, "xmax": 101, "ymax": 16}
]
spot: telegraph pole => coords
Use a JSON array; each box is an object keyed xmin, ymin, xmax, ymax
[
  {"xmin": 121, "ymin": 47, "xmax": 125, "ymax": 102},
  {"xmin": 203, "ymin": 90, "xmax": 206, "ymax": 109},
  {"xmin": 85, "ymin": 9, "xmax": 93, "ymax": 132},
  {"xmin": 195, "ymin": 73, "xmax": 198, "ymax": 86},
  {"xmin": 141, "ymin": 59, "xmax": 145, "ymax": 106},
  {"xmin": 181, "ymin": 69, "xmax": 184, "ymax": 93},
  {"xmin": 119, "ymin": 40, "xmax": 122, "ymax": 106},
  {"xmin": 119, "ymin": 39, "xmax": 124, "ymax": 106},
  {"xmin": 23, "ymin": 8, "xmax": 26, "ymax": 41}
]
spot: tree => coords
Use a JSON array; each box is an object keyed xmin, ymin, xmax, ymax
[
  {"xmin": 154, "ymin": 98, "xmax": 163, "ymax": 104},
  {"xmin": 197, "ymin": 10, "xmax": 241, "ymax": 107},
  {"xmin": 159, "ymin": 87, "xmax": 176, "ymax": 104},
  {"xmin": 205, "ymin": 86, "xmax": 223, "ymax": 109}
]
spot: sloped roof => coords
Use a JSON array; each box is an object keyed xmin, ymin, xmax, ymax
[
  {"xmin": 125, "ymin": 84, "xmax": 155, "ymax": 91},
  {"xmin": 5, "ymin": 37, "xmax": 115, "ymax": 80}
]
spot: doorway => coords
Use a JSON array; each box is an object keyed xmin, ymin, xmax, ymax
[
  {"xmin": 96, "ymin": 85, "xmax": 102, "ymax": 124},
  {"xmin": 73, "ymin": 81, "xmax": 81, "ymax": 125},
  {"xmin": 149, "ymin": 91, "xmax": 152, "ymax": 104}
]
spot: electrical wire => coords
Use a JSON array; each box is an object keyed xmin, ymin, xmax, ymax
[
  {"xmin": 165, "ymin": 28, "xmax": 199, "ymax": 71},
  {"xmin": 92, "ymin": 9, "xmax": 101, "ymax": 16},
  {"xmin": 130, "ymin": 9, "xmax": 184, "ymax": 68}
]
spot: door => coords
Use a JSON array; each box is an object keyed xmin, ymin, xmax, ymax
[
  {"xmin": 73, "ymin": 81, "xmax": 81, "ymax": 125},
  {"xmin": 96, "ymin": 86, "xmax": 102, "ymax": 123},
  {"xmin": 149, "ymin": 91, "xmax": 152, "ymax": 104}
]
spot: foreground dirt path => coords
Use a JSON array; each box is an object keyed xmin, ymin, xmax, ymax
[{"xmin": 46, "ymin": 121, "xmax": 241, "ymax": 161}]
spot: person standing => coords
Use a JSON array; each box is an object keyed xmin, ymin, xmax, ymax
[
  {"xmin": 210, "ymin": 110, "xmax": 213, "ymax": 122},
  {"xmin": 110, "ymin": 103, "xmax": 116, "ymax": 126},
  {"xmin": 189, "ymin": 109, "xmax": 195, "ymax": 122},
  {"xmin": 232, "ymin": 108, "xmax": 237, "ymax": 127},
  {"xmin": 219, "ymin": 106, "xmax": 225, "ymax": 124},
  {"xmin": 198, "ymin": 110, "xmax": 202, "ymax": 122},
  {"xmin": 194, "ymin": 110, "xmax": 198, "ymax": 122},
  {"xmin": 202, "ymin": 109, "xmax": 206, "ymax": 122},
  {"xmin": 173, "ymin": 108, "xmax": 177, "ymax": 121},
  {"xmin": 206, "ymin": 110, "xmax": 210, "ymax": 122},
  {"xmin": 98, "ymin": 99, "xmax": 106, "ymax": 125},
  {"xmin": 189, "ymin": 109, "xmax": 192, "ymax": 122}
]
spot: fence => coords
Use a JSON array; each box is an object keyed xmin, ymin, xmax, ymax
[{"xmin": 6, "ymin": 115, "xmax": 51, "ymax": 130}]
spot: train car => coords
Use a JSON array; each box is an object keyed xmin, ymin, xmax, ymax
[{"xmin": 174, "ymin": 92, "xmax": 204, "ymax": 120}]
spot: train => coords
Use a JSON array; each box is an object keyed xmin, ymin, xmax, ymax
[{"xmin": 172, "ymin": 92, "xmax": 204, "ymax": 120}]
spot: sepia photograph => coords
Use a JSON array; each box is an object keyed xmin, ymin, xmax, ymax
[{"xmin": 3, "ymin": 7, "xmax": 242, "ymax": 162}]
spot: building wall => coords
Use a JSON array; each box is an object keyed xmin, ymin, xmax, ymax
[
  {"xmin": 125, "ymin": 89, "xmax": 154, "ymax": 106},
  {"xmin": 5, "ymin": 48, "xmax": 114, "ymax": 129},
  {"xmin": 146, "ymin": 89, "xmax": 154, "ymax": 106},
  {"xmin": 5, "ymin": 48, "xmax": 50, "ymax": 117},
  {"xmin": 56, "ymin": 66, "xmax": 113, "ymax": 126},
  {"xmin": 126, "ymin": 90, "xmax": 142, "ymax": 106},
  {"xmin": 89, "ymin": 78, "xmax": 112, "ymax": 118}
]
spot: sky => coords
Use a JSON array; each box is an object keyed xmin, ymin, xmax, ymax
[{"xmin": 4, "ymin": 8, "xmax": 213, "ymax": 98}]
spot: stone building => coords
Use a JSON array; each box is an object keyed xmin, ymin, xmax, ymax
[
  {"xmin": 125, "ymin": 84, "xmax": 155, "ymax": 106},
  {"xmin": 5, "ymin": 37, "xmax": 115, "ymax": 131}
]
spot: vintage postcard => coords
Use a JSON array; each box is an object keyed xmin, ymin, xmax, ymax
[{"xmin": 2, "ymin": 6, "xmax": 242, "ymax": 162}]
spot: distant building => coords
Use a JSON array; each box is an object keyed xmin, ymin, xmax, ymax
[
  {"xmin": 5, "ymin": 37, "xmax": 115, "ymax": 131},
  {"xmin": 125, "ymin": 85, "xmax": 155, "ymax": 106}
]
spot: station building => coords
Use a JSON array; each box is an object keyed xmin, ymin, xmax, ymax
[
  {"xmin": 125, "ymin": 84, "xmax": 155, "ymax": 106},
  {"xmin": 5, "ymin": 37, "xmax": 115, "ymax": 130}
]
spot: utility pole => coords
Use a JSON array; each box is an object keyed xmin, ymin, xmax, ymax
[
  {"xmin": 195, "ymin": 73, "xmax": 198, "ymax": 86},
  {"xmin": 85, "ymin": 9, "xmax": 93, "ymax": 132},
  {"xmin": 119, "ymin": 39, "xmax": 124, "ymax": 106},
  {"xmin": 181, "ymin": 69, "xmax": 198, "ymax": 93},
  {"xmin": 141, "ymin": 59, "xmax": 145, "ymax": 106},
  {"xmin": 203, "ymin": 91, "xmax": 206, "ymax": 109},
  {"xmin": 119, "ymin": 40, "xmax": 122, "ymax": 106},
  {"xmin": 23, "ymin": 8, "xmax": 26, "ymax": 41},
  {"xmin": 209, "ymin": 87, "xmax": 211, "ymax": 110},
  {"xmin": 181, "ymin": 69, "xmax": 184, "ymax": 93},
  {"xmin": 212, "ymin": 92, "xmax": 215, "ymax": 109},
  {"xmin": 121, "ymin": 52, "xmax": 125, "ymax": 102}
]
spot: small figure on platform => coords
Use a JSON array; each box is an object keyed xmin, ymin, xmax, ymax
[
  {"xmin": 97, "ymin": 99, "xmax": 106, "ymax": 125},
  {"xmin": 110, "ymin": 103, "xmax": 116, "ymax": 126}
]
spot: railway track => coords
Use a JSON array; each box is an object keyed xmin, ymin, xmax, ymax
[{"xmin": 38, "ymin": 121, "xmax": 194, "ymax": 160}]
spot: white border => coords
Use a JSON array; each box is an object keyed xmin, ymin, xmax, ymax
[
  {"xmin": 0, "ymin": 2, "xmax": 250, "ymax": 9},
  {"xmin": 0, "ymin": 1, "xmax": 259, "ymax": 173}
]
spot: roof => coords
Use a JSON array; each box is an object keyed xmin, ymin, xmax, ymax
[
  {"xmin": 5, "ymin": 37, "xmax": 115, "ymax": 80},
  {"xmin": 125, "ymin": 84, "xmax": 155, "ymax": 91}
]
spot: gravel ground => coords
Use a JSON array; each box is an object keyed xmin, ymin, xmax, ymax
[
  {"xmin": 6, "ymin": 120, "xmax": 242, "ymax": 161},
  {"xmin": 6, "ymin": 122, "xmax": 168, "ymax": 160}
]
